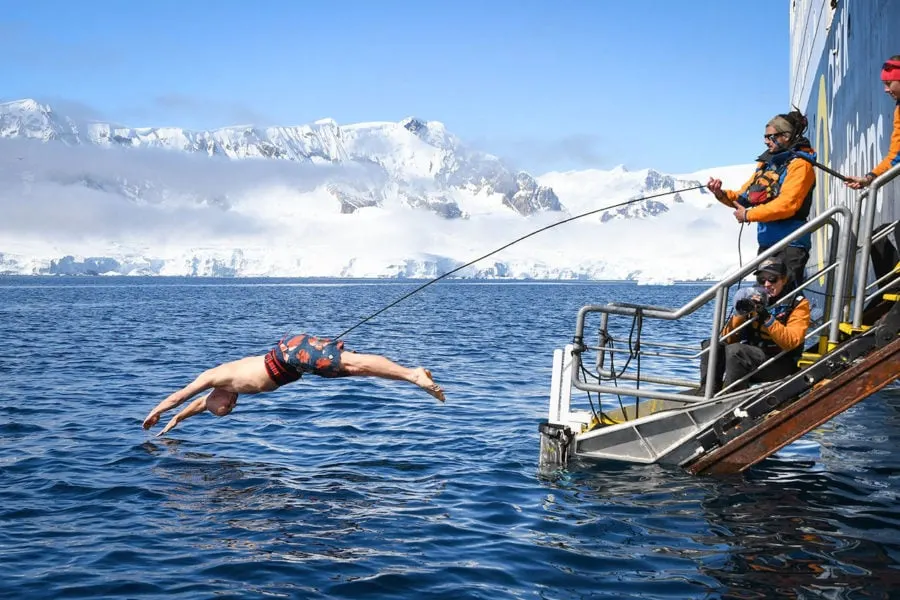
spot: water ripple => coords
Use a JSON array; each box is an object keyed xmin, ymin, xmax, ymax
[{"xmin": 0, "ymin": 277, "xmax": 897, "ymax": 598}]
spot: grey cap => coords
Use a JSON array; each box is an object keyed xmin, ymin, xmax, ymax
[{"xmin": 755, "ymin": 257, "xmax": 787, "ymax": 277}]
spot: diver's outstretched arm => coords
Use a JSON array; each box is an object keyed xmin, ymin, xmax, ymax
[
  {"xmin": 156, "ymin": 394, "xmax": 210, "ymax": 436},
  {"xmin": 142, "ymin": 370, "xmax": 218, "ymax": 430}
]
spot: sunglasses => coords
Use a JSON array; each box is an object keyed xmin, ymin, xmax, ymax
[
  {"xmin": 764, "ymin": 133, "xmax": 785, "ymax": 142},
  {"xmin": 756, "ymin": 274, "xmax": 780, "ymax": 284}
]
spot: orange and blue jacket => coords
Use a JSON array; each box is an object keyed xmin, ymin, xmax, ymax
[
  {"xmin": 716, "ymin": 138, "xmax": 817, "ymax": 249},
  {"xmin": 721, "ymin": 292, "xmax": 811, "ymax": 359},
  {"xmin": 869, "ymin": 103, "xmax": 900, "ymax": 178}
]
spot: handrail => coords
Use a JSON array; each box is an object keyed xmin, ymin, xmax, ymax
[
  {"xmin": 573, "ymin": 206, "xmax": 850, "ymax": 330},
  {"xmin": 561, "ymin": 161, "xmax": 898, "ymax": 420},
  {"xmin": 568, "ymin": 205, "xmax": 852, "ymax": 404},
  {"xmin": 556, "ymin": 156, "xmax": 900, "ymax": 432},
  {"xmin": 717, "ymin": 320, "xmax": 831, "ymax": 395},
  {"xmin": 575, "ymin": 206, "xmax": 850, "ymax": 324},
  {"xmin": 863, "ymin": 263, "xmax": 900, "ymax": 307},
  {"xmin": 852, "ymin": 163, "xmax": 900, "ymax": 327}
]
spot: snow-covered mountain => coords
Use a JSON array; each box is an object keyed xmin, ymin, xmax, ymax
[
  {"xmin": 0, "ymin": 99, "xmax": 559, "ymax": 218},
  {"xmin": 0, "ymin": 98, "xmax": 758, "ymax": 280}
]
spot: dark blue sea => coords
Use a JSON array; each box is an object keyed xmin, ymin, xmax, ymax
[{"xmin": 1, "ymin": 277, "xmax": 898, "ymax": 599}]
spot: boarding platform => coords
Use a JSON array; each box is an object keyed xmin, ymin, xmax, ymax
[{"xmin": 539, "ymin": 165, "xmax": 900, "ymax": 474}]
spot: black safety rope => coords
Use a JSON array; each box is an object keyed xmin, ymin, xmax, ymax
[
  {"xmin": 788, "ymin": 149, "xmax": 848, "ymax": 300},
  {"xmin": 582, "ymin": 328, "xmax": 627, "ymax": 423},
  {"xmin": 334, "ymin": 184, "xmax": 706, "ymax": 339},
  {"xmin": 577, "ymin": 362, "xmax": 604, "ymax": 425},
  {"xmin": 789, "ymin": 150, "xmax": 850, "ymax": 182},
  {"xmin": 579, "ymin": 335, "xmax": 628, "ymax": 421},
  {"xmin": 633, "ymin": 308, "xmax": 643, "ymax": 419},
  {"xmin": 579, "ymin": 306, "xmax": 645, "ymax": 423}
]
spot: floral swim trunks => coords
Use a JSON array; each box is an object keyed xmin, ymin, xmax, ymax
[{"xmin": 264, "ymin": 333, "xmax": 347, "ymax": 386}]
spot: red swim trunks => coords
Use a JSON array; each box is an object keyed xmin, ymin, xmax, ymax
[
  {"xmin": 263, "ymin": 333, "xmax": 347, "ymax": 386},
  {"xmin": 264, "ymin": 349, "xmax": 301, "ymax": 387}
]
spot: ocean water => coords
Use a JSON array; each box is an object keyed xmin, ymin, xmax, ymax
[{"xmin": 1, "ymin": 277, "xmax": 898, "ymax": 599}]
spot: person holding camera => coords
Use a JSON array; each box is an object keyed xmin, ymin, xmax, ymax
[{"xmin": 699, "ymin": 257, "xmax": 811, "ymax": 393}]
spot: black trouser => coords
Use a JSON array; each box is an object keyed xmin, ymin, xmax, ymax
[
  {"xmin": 868, "ymin": 221, "xmax": 900, "ymax": 288},
  {"xmin": 699, "ymin": 339, "xmax": 799, "ymax": 393},
  {"xmin": 758, "ymin": 245, "xmax": 809, "ymax": 290}
]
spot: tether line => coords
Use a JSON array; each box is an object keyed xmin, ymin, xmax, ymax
[{"xmin": 335, "ymin": 184, "xmax": 706, "ymax": 339}]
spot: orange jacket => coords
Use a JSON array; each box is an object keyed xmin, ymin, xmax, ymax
[
  {"xmin": 716, "ymin": 158, "xmax": 816, "ymax": 223},
  {"xmin": 722, "ymin": 295, "xmax": 810, "ymax": 353},
  {"xmin": 870, "ymin": 104, "xmax": 900, "ymax": 177}
]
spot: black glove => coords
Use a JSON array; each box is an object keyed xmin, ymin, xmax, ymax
[{"xmin": 755, "ymin": 303, "xmax": 771, "ymax": 324}]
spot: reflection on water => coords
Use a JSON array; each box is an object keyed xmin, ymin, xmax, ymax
[
  {"xmin": 698, "ymin": 467, "xmax": 899, "ymax": 599},
  {"xmin": 539, "ymin": 461, "xmax": 900, "ymax": 598}
]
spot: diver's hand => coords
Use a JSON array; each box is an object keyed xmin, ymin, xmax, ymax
[
  {"xmin": 157, "ymin": 415, "xmax": 180, "ymax": 437},
  {"xmin": 142, "ymin": 412, "xmax": 160, "ymax": 430}
]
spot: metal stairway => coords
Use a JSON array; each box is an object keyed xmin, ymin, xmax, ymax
[{"xmin": 539, "ymin": 164, "xmax": 900, "ymax": 473}]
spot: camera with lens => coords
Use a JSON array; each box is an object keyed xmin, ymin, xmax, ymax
[{"xmin": 733, "ymin": 286, "xmax": 769, "ymax": 316}]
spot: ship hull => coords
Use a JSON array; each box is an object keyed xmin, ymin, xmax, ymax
[{"xmin": 791, "ymin": 0, "xmax": 900, "ymax": 273}]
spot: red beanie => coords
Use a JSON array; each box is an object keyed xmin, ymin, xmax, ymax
[{"xmin": 882, "ymin": 59, "xmax": 900, "ymax": 82}]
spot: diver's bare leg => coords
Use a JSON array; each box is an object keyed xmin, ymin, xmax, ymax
[{"xmin": 339, "ymin": 353, "xmax": 445, "ymax": 401}]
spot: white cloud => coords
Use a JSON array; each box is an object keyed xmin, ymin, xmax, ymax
[
  {"xmin": 0, "ymin": 137, "xmax": 368, "ymax": 246},
  {"xmin": 0, "ymin": 135, "xmax": 761, "ymax": 281}
]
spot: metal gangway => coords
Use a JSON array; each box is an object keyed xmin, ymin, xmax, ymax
[{"xmin": 540, "ymin": 164, "xmax": 900, "ymax": 472}]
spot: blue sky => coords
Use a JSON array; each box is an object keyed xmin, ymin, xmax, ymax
[{"xmin": 2, "ymin": 0, "xmax": 789, "ymax": 175}]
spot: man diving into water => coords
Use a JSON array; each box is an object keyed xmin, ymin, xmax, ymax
[{"xmin": 142, "ymin": 332, "xmax": 445, "ymax": 436}]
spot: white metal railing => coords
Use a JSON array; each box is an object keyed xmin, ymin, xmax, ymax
[
  {"xmin": 558, "ymin": 164, "xmax": 900, "ymax": 425},
  {"xmin": 567, "ymin": 205, "xmax": 852, "ymax": 407},
  {"xmin": 852, "ymin": 163, "xmax": 900, "ymax": 327}
]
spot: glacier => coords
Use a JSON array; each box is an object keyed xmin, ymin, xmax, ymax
[{"xmin": 0, "ymin": 98, "xmax": 758, "ymax": 281}]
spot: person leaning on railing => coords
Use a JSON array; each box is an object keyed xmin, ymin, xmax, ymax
[
  {"xmin": 699, "ymin": 257, "xmax": 811, "ymax": 393},
  {"xmin": 707, "ymin": 110, "xmax": 816, "ymax": 289},
  {"xmin": 845, "ymin": 55, "xmax": 900, "ymax": 275},
  {"xmin": 846, "ymin": 56, "xmax": 900, "ymax": 191}
]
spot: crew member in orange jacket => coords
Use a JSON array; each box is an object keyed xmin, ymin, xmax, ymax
[
  {"xmin": 699, "ymin": 257, "xmax": 811, "ymax": 393},
  {"xmin": 846, "ymin": 55, "xmax": 900, "ymax": 189},
  {"xmin": 845, "ymin": 55, "xmax": 900, "ymax": 278},
  {"xmin": 707, "ymin": 110, "xmax": 816, "ymax": 288}
]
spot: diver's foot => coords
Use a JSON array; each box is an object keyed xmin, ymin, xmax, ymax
[{"xmin": 413, "ymin": 368, "xmax": 445, "ymax": 402}]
